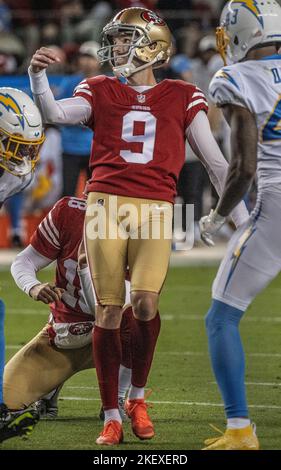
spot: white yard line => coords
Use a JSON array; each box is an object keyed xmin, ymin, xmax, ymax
[
  {"xmin": 244, "ymin": 382, "xmax": 281, "ymax": 387},
  {"xmin": 161, "ymin": 314, "xmax": 281, "ymax": 322},
  {"xmin": 6, "ymin": 309, "xmax": 281, "ymax": 324},
  {"xmin": 166, "ymin": 285, "xmax": 281, "ymax": 294},
  {"xmin": 157, "ymin": 351, "xmax": 281, "ymax": 358},
  {"xmin": 8, "ymin": 309, "xmax": 48, "ymax": 315},
  {"xmin": 66, "ymin": 386, "xmax": 100, "ymax": 390},
  {"xmin": 59, "ymin": 396, "xmax": 281, "ymax": 410},
  {"xmin": 211, "ymin": 381, "xmax": 281, "ymax": 387},
  {"xmin": 5, "ymin": 346, "xmax": 281, "ymax": 357}
]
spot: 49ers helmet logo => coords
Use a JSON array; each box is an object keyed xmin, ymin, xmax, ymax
[{"xmin": 141, "ymin": 10, "xmax": 166, "ymax": 26}]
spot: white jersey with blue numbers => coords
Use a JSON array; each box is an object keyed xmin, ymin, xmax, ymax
[
  {"xmin": 209, "ymin": 54, "xmax": 281, "ymax": 191},
  {"xmin": 0, "ymin": 170, "xmax": 32, "ymax": 207},
  {"xmin": 209, "ymin": 54, "xmax": 281, "ymax": 312}
]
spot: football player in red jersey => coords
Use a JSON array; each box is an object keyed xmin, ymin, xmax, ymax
[
  {"xmin": 28, "ymin": 7, "xmax": 249, "ymax": 445},
  {"xmin": 6, "ymin": 196, "xmax": 132, "ymax": 422}
]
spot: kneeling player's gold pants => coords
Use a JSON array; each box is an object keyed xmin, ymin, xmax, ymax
[
  {"xmin": 3, "ymin": 326, "xmax": 94, "ymax": 410},
  {"xmin": 85, "ymin": 192, "xmax": 173, "ymax": 306}
]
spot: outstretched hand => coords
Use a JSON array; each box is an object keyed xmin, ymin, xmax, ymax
[
  {"xmin": 199, "ymin": 210, "xmax": 226, "ymax": 247},
  {"xmin": 30, "ymin": 47, "xmax": 61, "ymax": 73}
]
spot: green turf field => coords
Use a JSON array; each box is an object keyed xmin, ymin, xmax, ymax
[{"xmin": 1, "ymin": 266, "xmax": 281, "ymax": 450}]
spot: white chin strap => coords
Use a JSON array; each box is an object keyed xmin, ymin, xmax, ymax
[
  {"xmin": 113, "ymin": 51, "xmax": 165, "ymax": 78},
  {"xmin": 12, "ymin": 157, "xmax": 32, "ymax": 176}
]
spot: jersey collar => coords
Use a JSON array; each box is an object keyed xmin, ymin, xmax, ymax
[{"xmin": 260, "ymin": 54, "xmax": 281, "ymax": 61}]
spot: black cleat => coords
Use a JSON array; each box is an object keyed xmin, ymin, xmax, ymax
[
  {"xmin": 34, "ymin": 399, "xmax": 58, "ymax": 420},
  {"xmin": 0, "ymin": 403, "xmax": 40, "ymax": 443}
]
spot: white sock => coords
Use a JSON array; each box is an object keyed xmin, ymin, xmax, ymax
[
  {"xmin": 118, "ymin": 365, "xmax": 132, "ymax": 398},
  {"xmin": 104, "ymin": 408, "xmax": 122, "ymax": 424},
  {"xmin": 128, "ymin": 385, "xmax": 144, "ymax": 400},
  {"xmin": 227, "ymin": 418, "xmax": 251, "ymax": 429}
]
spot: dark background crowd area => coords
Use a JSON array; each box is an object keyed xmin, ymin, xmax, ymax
[
  {"xmin": 0, "ymin": 0, "xmax": 259, "ymax": 248},
  {"xmin": 0, "ymin": 1, "xmax": 225, "ymax": 74}
]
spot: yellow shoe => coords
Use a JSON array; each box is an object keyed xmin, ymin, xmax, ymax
[{"xmin": 202, "ymin": 424, "xmax": 259, "ymax": 450}]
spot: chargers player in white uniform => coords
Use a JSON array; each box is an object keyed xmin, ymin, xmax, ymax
[
  {"xmin": 0, "ymin": 87, "xmax": 45, "ymax": 442},
  {"xmin": 199, "ymin": 0, "xmax": 281, "ymax": 450}
]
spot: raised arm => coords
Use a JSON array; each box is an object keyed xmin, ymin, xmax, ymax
[{"xmin": 28, "ymin": 47, "xmax": 92, "ymax": 125}]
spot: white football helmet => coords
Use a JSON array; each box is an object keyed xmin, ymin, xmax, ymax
[
  {"xmin": 216, "ymin": 0, "xmax": 281, "ymax": 65},
  {"xmin": 0, "ymin": 87, "xmax": 45, "ymax": 177}
]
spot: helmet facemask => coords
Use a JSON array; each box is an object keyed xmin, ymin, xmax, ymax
[
  {"xmin": 98, "ymin": 23, "xmax": 167, "ymax": 77},
  {"xmin": 0, "ymin": 129, "xmax": 45, "ymax": 177},
  {"xmin": 216, "ymin": 26, "xmax": 230, "ymax": 66}
]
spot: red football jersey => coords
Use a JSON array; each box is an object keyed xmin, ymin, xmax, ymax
[
  {"xmin": 74, "ymin": 76, "xmax": 208, "ymax": 203},
  {"xmin": 30, "ymin": 196, "xmax": 94, "ymax": 323}
]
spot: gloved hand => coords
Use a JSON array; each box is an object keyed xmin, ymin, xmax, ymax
[{"xmin": 199, "ymin": 209, "xmax": 226, "ymax": 247}]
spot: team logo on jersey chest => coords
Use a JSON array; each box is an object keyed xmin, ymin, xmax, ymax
[{"xmin": 137, "ymin": 94, "xmax": 146, "ymax": 104}]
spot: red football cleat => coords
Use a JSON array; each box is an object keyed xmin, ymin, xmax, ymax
[
  {"xmin": 125, "ymin": 398, "xmax": 155, "ymax": 440},
  {"xmin": 96, "ymin": 420, "xmax": 123, "ymax": 445}
]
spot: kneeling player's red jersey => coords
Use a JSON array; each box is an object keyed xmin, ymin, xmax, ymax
[
  {"xmin": 30, "ymin": 197, "xmax": 93, "ymax": 323},
  {"xmin": 74, "ymin": 76, "xmax": 208, "ymax": 203}
]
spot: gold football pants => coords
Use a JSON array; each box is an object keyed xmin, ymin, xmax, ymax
[
  {"xmin": 85, "ymin": 192, "xmax": 173, "ymax": 306},
  {"xmin": 3, "ymin": 326, "xmax": 94, "ymax": 410}
]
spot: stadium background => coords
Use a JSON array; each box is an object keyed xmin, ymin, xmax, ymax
[{"xmin": 1, "ymin": 0, "xmax": 281, "ymax": 451}]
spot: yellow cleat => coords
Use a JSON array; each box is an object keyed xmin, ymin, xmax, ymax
[{"xmin": 202, "ymin": 424, "xmax": 260, "ymax": 450}]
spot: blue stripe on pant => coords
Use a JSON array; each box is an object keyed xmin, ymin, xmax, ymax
[{"xmin": 205, "ymin": 299, "xmax": 248, "ymax": 418}]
